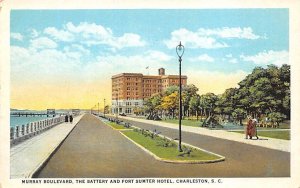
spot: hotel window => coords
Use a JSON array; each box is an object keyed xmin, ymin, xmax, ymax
[{"xmin": 125, "ymin": 108, "xmax": 132, "ymax": 114}]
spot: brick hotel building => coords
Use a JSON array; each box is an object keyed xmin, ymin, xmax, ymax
[{"xmin": 111, "ymin": 68, "xmax": 187, "ymax": 115}]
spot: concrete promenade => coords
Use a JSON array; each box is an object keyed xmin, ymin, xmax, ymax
[
  {"xmin": 10, "ymin": 114, "xmax": 84, "ymax": 178},
  {"xmin": 37, "ymin": 114, "xmax": 289, "ymax": 177},
  {"xmin": 111, "ymin": 115, "xmax": 290, "ymax": 152}
]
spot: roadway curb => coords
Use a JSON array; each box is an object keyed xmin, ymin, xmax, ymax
[
  {"xmin": 98, "ymin": 116, "xmax": 225, "ymax": 164},
  {"xmin": 118, "ymin": 128, "xmax": 225, "ymax": 164},
  {"xmin": 94, "ymin": 115, "xmax": 132, "ymax": 131},
  {"xmin": 28, "ymin": 114, "xmax": 84, "ymax": 178}
]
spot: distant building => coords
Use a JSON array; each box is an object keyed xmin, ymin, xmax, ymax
[
  {"xmin": 72, "ymin": 109, "xmax": 80, "ymax": 115},
  {"xmin": 47, "ymin": 109, "xmax": 55, "ymax": 115},
  {"xmin": 111, "ymin": 68, "xmax": 187, "ymax": 115}
]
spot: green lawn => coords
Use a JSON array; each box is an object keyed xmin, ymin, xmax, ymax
[
  {"xmin": 122, "ymin": 130, "xmax": 221, "ymax": 161},
  {"xmin": 230, "ymin": 130, "xmax": 290, "ymax": 140},
  {"xmin": 106, "ymin": 122, "xmax": 128, "ymax": 130},
  {"xmin": 161, "ymin": 118, "xmax": 203, "ymax": 127}
]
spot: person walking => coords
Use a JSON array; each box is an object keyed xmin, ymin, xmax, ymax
[
  {"xmin": 69, "ymin": 114, "xmax": 73, "ymax": 124},
  {"xmin": 251, "ymin": 119, "xmax": 259, "ymax": 140},
  {"xmin": 245, "ymin": 117, "xmax": 252, "ymax": 139},
  {"xmin": 65, "ymin": 114, "xmax": 69, "ymax": 123}
]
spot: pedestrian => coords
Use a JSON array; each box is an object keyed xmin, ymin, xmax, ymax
[
  {"xmin": 65, "ymin": 115, "xmax": 69, "ymax": 123},
  {"xmin": 251, "ymin": 119, "xmax": 259, "ymax": 139},
  {"xmin": 70, "ymin": 114, "xmax": 73, "ymax": 124},
  {"xmin": 245, "ymin": 117, "xmax": 252, "ymax": 139}
]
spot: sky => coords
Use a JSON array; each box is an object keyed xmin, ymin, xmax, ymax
[{"xmin": 10, "ymin": 9, "xmax": 289, "ymax": 110}]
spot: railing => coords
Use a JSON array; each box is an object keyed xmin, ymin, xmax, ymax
[{"xmin": 10, "ymin": 115, "xmax": 67, "ymax": 146}]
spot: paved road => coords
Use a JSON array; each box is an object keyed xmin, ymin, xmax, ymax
[{"xmin": 37, "ymin": 114, "xmax": 289, "ymax": 178}]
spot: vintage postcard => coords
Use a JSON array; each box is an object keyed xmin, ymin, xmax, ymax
[{"xmin": 1, "ymin": 0, "xmax": 300, "ymax": 188}]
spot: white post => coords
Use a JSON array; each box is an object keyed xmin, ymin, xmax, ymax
[
  {"xmin": 30, "ymin": 123, "xmax": 33, "ymax": 133},
  {"xmin": 34, "ymin": 122, "xmax": 37, "ymax": 133},
  {"xmin": 21, "ymin": 125, "xmax": 25, "ymax": 136},
  {"xmin": 15, "ymin": 125, "xmax": 19, "ymax": 138},
  {"xmin": 26, "ymin": 124, "xmax": 29, "ymax": 135},
  {"xmin": 10, "ymin": 127, "xmax": 14, "ymax": 140}
]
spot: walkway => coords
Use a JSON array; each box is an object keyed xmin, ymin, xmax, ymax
[
  {"xmin": 37, "ymin": 114, "xmax": 289, "ymax": 177},
  {"xmin": 10, "ymin": 114, "xmax": 84, "ymax": 178},
  {"xmin": 113, "ymin": 115, "xmax": 290, "ymax": 152}
]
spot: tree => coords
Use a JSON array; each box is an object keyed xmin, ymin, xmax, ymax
[
  {"xmin": 161, "ymin": 92, "xmax": 179, "ymax": 119},
  {"xmin": 232, "ymin": 108, "xmax": 247, "ymax": 125},
  {"xmin": 189, "ymin": 95, "xmax": 200, "ymax": 120},
  {"xmin": 235, "ymin": 64, "xmax": 290, "ymax": 120},
  {"xmin": 267, "ymin": 112, "xmax": 286, "ymax": 128},
  {"xmin": 200, "ymin": 93, "xmax": 218, "ymax": 118},
  {"xmin": 182, "ymin": 84, "xmax": 199, "ymax": 117},
  {"xmin": 133, "ymin": 106, "xmax": 144, "ymax": 115}
]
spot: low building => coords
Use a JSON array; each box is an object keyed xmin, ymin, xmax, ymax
[
  {"xmin": 111, "ymin": 68, "xmax": 187, "ymax": 115},
  {"xmin": 72, "ymin": 109, "xmax": 80, "ymax": 115},
  {"xmin": 47, "ymin": 109, "xmax": 55, "ymax": 115}
]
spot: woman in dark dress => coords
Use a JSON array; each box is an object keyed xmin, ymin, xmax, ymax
[{"xmin": 69, "ymin": 115, "xmax": 73, "ymax": 123}]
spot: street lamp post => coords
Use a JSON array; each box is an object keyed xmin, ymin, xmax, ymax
[
  {"xmin": 104, "ymin": 98, "xmax": 106, "ymax": 118},
  {"xmin": 116, "ymin": 89, "xmax": 119, "ymax": 120},
  {"xmin": 176, "ymin": 41, "xmax": 184, "ymax": 152}
]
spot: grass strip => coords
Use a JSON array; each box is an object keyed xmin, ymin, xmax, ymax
[
  {"xmin": 230, "ymin": 130, "xmax": 290, "ymax": 140},
  {"xmin": 161, "ymin": 119, "xmax": 203, "ymax": 127},
  {"xmin": 122, "ymin": 130, "xmax": 221, "ymax": 161},
  {"xmin": 106, "ymin": 122, "xmax": 129, "ymax": 130}
]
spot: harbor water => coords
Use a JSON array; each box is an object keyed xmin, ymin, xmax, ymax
[{"xmin": 10, "ymin": 110, "xmax": 70, "ymax": 127}]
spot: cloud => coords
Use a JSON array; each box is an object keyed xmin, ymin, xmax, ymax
[
  {"xmin": 63, "ymin": 44, "xmax": 91, "ymax": 58},
  {"xmin": 44, "ymin": 27, "xmax": 74, "ymax": 42},
  {"xmin": 64, "ymin": 22, "xmax": 145, "ymax": 49},
  {"xmin": 240, "ymin": 50, "xmax": 289, "ymax": 66},
  {"xmin": 30, "ymin": 37, "xmax": 58, "ymax": 49},
  {"xmin": 29, "ymin": 22, "xmax": 145, "ymax": 50},
  {"xmin": 30, "ymin": 29, "xmax": 39, "ymax": 38},
  {"xmin": 164, "ymin": 27, "xmax": 261, "ymax": 49},
  {"xmin": 198, "ymin": 27, "xmax": 261, "ymax": 39},
  {"xmin": 144, "ymin": 50, "xmax": 173, "ymax": 62},
  {"xmin": 229, "ymin": 58, "xmax": 238, "ymax": 64},
  {"xmin": 94, "ymin": 50, "xmax": 172, "ymax": 72},
  {"xmin": 186, "ymin": 69, "xmax": 248, "ymax": 94},
  {"xmin": 66, "ymin": 22, "xmax": 112, "ymax": 36},
  {"xmin": 11, "ymin": 32, "xmax": 23, "ymax": 41},
  {"xmin": 11, "ymin": 43, "xmax": 172, "ymax": 86},
  {"xmin": 164, "ymin": 28, "xmax": 228, "ymax": 49},
  {"xmin": 189, "ymin": 54, "xmax": 215, "ymax": 63}
]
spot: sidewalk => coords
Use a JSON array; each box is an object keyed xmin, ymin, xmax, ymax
[
  {"xmin": 112, "ymin": 115, "xmax": 290, "ymax": 152},
  {"xmin": 10, "ymin": 114, "xmax": 85, "ymax": 178}
]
